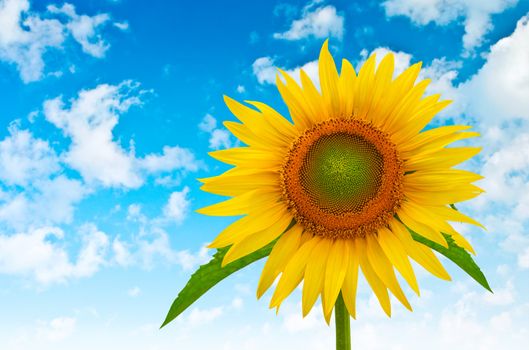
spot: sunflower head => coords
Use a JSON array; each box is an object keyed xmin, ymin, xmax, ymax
[
  {"xmin": 198, "ymin": 40, "xmax": 484, "ymax": 322},
  {"xmin": 280, "ymin": 118, "xmax": 404, "ymax": 240}
]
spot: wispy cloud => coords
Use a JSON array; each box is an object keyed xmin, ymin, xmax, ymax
[
  {"xmin": 198, "ymin": 113, "xmax": 233, "ymax": 150},
  {"xmin": 382, "ymin": 0, "xmax": 518, "ymax": 54},
  {"xmin": 274, "ymin": 1, "xmax": 344, "ymax": 41},
  {"xmin": 0, "ymin": 0, "xmax": 120, "ymax": 82}
]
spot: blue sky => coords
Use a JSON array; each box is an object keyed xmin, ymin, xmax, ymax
[{"xmin": 1, "ymin": 0, "xmax": 529, "ymax": 348}]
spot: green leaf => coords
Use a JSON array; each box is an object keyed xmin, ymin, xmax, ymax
[
  {"xmin": 410, "ymin": 229, "xmax": 492, "ymax": 292},
  {"xmin": 160, "ymin": 240, "xmax": 276, "ymax": 328}
]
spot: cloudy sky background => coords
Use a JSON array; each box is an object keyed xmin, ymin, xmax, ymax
[{"xmin": 0, "ymin": 0, "xmax": 528, "ymax": 348}]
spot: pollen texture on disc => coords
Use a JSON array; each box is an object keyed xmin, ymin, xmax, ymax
[{"xmin": 300, "ymin": 133, "xmax": 383, "ymax": 213}]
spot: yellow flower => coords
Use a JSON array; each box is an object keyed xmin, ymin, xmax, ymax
[{"xmin": 198, "ymin": 41, "xmax": 484, "ymax": 322}]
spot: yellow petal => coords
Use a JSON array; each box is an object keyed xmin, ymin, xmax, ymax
[
  {"xmin": 384, "ymin": 80, "xmax": 433, "ymax": 137},
  {"xmin": 338, "ymin": 58, "xmax": 356, "ymax": 118},
  {"xmin": 222, "ymin": 213, "xmax": 292, "ymax": 266},
  {"xmin": 257, "ymin": 224, "xmax": 303, "ymax": 298},
  {"xmin": 276, "ymin": 72, "xmax": 314, "ymax": 131},
  {"xmin": 323, "ymin": 239, "xmax": 350, "ymax": 316},
  {"xmin": 368, "ymin": 53, "xmax": 394, "ymax": 125},
  {"xmin": 208, "ymin": 148, "xmax": 282, "ymax": 169},
  {"xmin": 405, "ymin": 186, "xmax": 484, "ymax": 205},
  {"xmin": 404, "ymin": 170, "xmax": 484, "ymax": 191},
  {"xmin": 403, "ymin": 203, "xmax": 476, "ymax": 245},
  {"xmin": 302, "ymin": 239, "xmax": 331, "ymax": 316},
  {"xmin": 321, "ymin": 287, "xmax": 333, "ymax": 325},
  {"xmin": 223, "ymin": 121, "xmax": 282, "ymax": 151},
  {"xmin": 398, "ymin": 203, "xmax": 449, "ymax": 248},
  {"xmin": 404, "ymin": 147, "xmax": 482, "ymax": 172},
  {"xmin": 319, "ymin": 39, "xmax": 341, "ymax": 119},
  {"xmin": 450, "ymin": 230, "xmax": 476, "ymax": 255},
  {"xmin": 357, "ymin": 238, "xmax": 392, "ymax": 316},
  {"xmin": 209, "ymin": 203, "xmax": 287, "ymax": 248},
  {"xmin": 197, "ymin": 189, "xmax": 279, "ymax": 216},
  {"xmin": 300, "ymin": 68, "xmax": 328, "ymax": 122},
  {"xmin": 341, "ymin": 240, "xmax": 360, "ymax": 318},
  {"xmin": 200, "ymin": 170, "xmax": 279, "ymax": 196},
  {"xmin": 224, "ymin": 96, "xmax": 289, "ymax": 149},
  {"xmin": 379, "ymin": 62, "xmax": 422, "ymax": 129},
  {"xmin": 244, "ymin": 100, "xmax": 298, "ymax": 140},
  {"xmin": 399, "ymin": 125, "xmax": 473, "ymax": 153},
  {"xmin": 390, "ymin": 62, "xmax": 422, "ymax": 95},
  {"xmin": 377, "ymin": 226, "xmax": 420, "ymax": 295},
  {"xmin": 270, "ymin": 236, "xmax": 321, "ymax": 309},
  {"xmin": 425, "ymin": 205, "xmax": 485, "ymax": 229},
  {"xmin": 354, "ymin": 53, "xmax": 377, "ymax": 120},
  {"xmin": 365, "ymin": 235, "xmax": 412, "ymax": 311},
  {"xmin": 392, "ymin": 99, "xmax": 452, "ymax": 143},
  {"xmin": 390, "ymin": 219, "xmax": 451, "ymax": 281},
  {"xmin": 403, "ymin": 130, "xmax": 480, "ymax": 158}
]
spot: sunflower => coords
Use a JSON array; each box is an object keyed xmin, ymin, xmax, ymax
[{"xmin": 197, "ymin": 40, "xmax": 483, "ymax": 322}]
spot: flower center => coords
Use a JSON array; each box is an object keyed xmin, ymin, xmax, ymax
[
  {"xmin": 280, "ymin": 119, "xmax": 404, "ymax": 239},
  {"xmin": 300, "ymin": 132, "xmax": 384, "ymax": 214}
]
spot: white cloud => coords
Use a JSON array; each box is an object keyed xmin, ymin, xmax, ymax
[
  {"xmin": 382, "ymin": 0, "xmax": 518, "ymax": 52},
  {"xmin": 449, "ymin": 17, "xmax": 529, "ymax": 248},
  {"xmin": 0, "ymin": 175, "xmax": 86, "ymax": 230},
  {"xmin": 43, "ymin": 81, "xmax": 143, "ymax": 188},
  {"xmin": 252, "ymin": 56, "xmax": 319, "ymax": 87},
  {"xmin": 274, "ymin": 2, "xmax": 344, "ymax": 41},
  {"xmin": 457, "ymin": 15, "xmax": 529, "ymax": 273},
  {"xmin": 134, "ymin": 227, "xmax": 212, "ymax": 272},
  {"xmin": 252, "ymin": 57, "xmax": 277, "ymax": 85},
  {"xmin": 0, "ymin": 124, "xmax": 60, "ymax": 187},
  {"xmin": 104, "ymin": 195, "xmax": 210, "ymax": 271},
  {"xmin": 420, "ymin": 58, "xmax": 462, "ymax": 103},
  {"xmin": 113, "ymin": 21, "xmax": 129, "ymax": 31},
  {"xmin": 208, "ymin": 129, "xmax": 232, "ymax": 149},
  {"xmin": 48, "ymin": 3, "xmax": 110, "ymax": 58},
  {"xmin": 174, "ymin": 244, "xmax": 210, "ymax": 271},
  {"xmin": 0, "ymin": 0, "xmax": 64, "ymax": 82},
  {"xmin": 236, "ymin": 85, "xmax": 246, "ymax": 93},
  {"xmin": 462, "ymin": 14, "xmax": 529, "ymax": 122},
  {"xmin": 140, "ymin": 145, "xmax": 202, "ymax": 174},
  {"xmin": 198, "ymin": 114, "xmax": 233, "ymax": 150},
  {"xmin": 43, "ymin": 81, "xmax": 201, "ymax": 188},
  {"xmin": 475, "ymin": 133, "xmax": 529, "ymax": 208},
  {"xmin": 0, "ymin": 0, "xmax": 115, "ymax": 83},
  {"xmin": 136, "ymin": 227, "xmax": 177, "ymax": 268},
  {"xmin": 73, "ymin": 223, "xmax": 110, "ymax": 277},
  {"xmin": 163, "ymin": 187, "xmax": 191, "ymax": 224},
  {"xmin": 112, "ymin": 236, "xmax": 132, "ymax": 266},
  {"xmin": 36, "ymin": 316, "xmax": 76, "ymax": 341},
  {"xmin": 0, "ymin": 224, "xmax": 109, "ymax": 284},
  {"xmin": 198, "ymin": 114, "xmax": 217, "ymax": 133},
  {"xmin": 29, "ymin": 175, "xmax": 86, "ymax": 226}
]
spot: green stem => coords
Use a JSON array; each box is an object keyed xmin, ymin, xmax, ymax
[{"xmin": 335, "ymin": 293, "xmax": 351, "ymax": 350}]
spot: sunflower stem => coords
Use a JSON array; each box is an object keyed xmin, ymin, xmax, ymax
[{"xmin": 335, "ymin": 293, "xmax": 351, "ymax": 350}]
